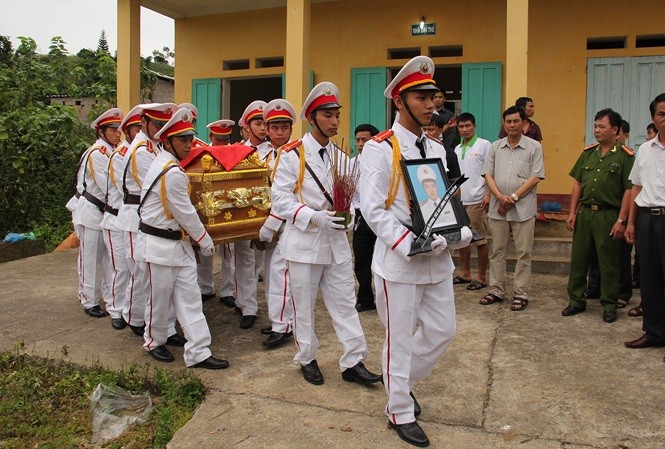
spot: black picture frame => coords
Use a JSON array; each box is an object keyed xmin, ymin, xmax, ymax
[{"xmin": 401, "ymin": 158, "xmax": 469, "ymax": 236}]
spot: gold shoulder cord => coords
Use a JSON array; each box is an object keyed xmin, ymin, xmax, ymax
[
  {"xmin": 130, "ymin": 141, "xmax": 147, "ymax": 188},
  {"xmin": 108, "ymin": 150, "xmax": 119, "ymax": 189},
  {"xmin": 272, "ymin": 144, "xmax": 306, "ymax": 203},
  {"xmin": 87, "ymin": 146, "xmax": 103, "ymax": 181},
  {"xmin": 385, "ymin": 135, "xmax": 411, "ymax": 211},
  {"xmin": 159, "ymin": 161, "xmax": 188, "ymax": 239}
]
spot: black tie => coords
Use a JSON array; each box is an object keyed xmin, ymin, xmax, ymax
[
  {"xmin": 319, "ymin": 147, "xmax": 326, "ymax": 161},
  {"xmin": 415, "ymin": 138, "xmax": 426, "ymax": 158}
]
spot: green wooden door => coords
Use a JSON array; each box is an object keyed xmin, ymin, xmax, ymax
[
  {"xmin": 350, "ymin": 67, "xmax": 387, "ymax": 152},
  {"xmin": 192, "ymin": 78, "xmax": 221, "ymax": 138},
  {"xmin": 461, "ymin": 62, "xmax": 502, "ymax": 141}
]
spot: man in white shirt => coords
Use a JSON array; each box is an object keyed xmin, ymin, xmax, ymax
[{"xmin": 453, "ymin": 112, "xmax": 491, "ymax": 291}]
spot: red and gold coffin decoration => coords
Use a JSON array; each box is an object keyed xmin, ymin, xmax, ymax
[{"xmin": 182, "ymin": 143, "xmax": 271, "ymax": 245}]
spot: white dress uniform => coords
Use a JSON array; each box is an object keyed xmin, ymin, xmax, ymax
[
  {"xmin": 68, "ymin": 146, "xmax": 92, "ymax": 302},
  {"xmin": 360, "ymin": 56, "xmax": 471, "ymax": 428},
  {"xmin": 140, "ymin": 109, "xmax": 215, "ymax": 366},
  {"xmin": 78, "ymin": 123, "xmax": 118, "ymax": 312},
  {"xmin": 272, "ymin": 130, "xmax": 368, "ymax": 368},
  {"xmin": 117, "ymin": 103, "xmax": 177, "ymax": 330},
  {"xmin": 99, "ymin": 138, "xmax": 131, "ymax": 319}
]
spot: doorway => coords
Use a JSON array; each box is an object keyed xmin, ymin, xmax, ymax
[{"xmin": 223, "ymin": 76, "xmax": 283, "ymax": 143}]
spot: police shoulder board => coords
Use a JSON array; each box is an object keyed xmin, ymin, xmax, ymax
[
  {"xmin": 372, "ymin": 130, "xmax": 394, "ymax": 143},
  {"xmin": 621, "ymin": 144, "xmax": 635, "ymax": 156}
]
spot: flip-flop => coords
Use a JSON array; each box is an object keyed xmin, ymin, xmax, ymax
[
  {"xmin": 510, "ymin": 298, "xmax": 529, "ymax": 311},
  {"xmin": 628, "ymin": 306, "xmax": 643, "ymax": 317},
  {"xmin": 453, "ymin": 276, "xmax": 472, "ymax": 285},
  {"xmin": 466, "ymin": 280, "xmax": 487, "ymax": 291}
]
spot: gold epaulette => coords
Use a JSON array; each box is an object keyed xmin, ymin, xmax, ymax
[
  {"xmin": 583, "ymin": 144, "xmax": 597, "ymax": 151},
  {"xmin": 621, "ymin": 145, "xmax": 635, "ymax": 156},
  {"xmin": 372, "ymin": 130, "xmax": 394, "ymax": 143},
  {"xmin": 279, "ymin": 139, "xmax": 303, "ymax": 152}
]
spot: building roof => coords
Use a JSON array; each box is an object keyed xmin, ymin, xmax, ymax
[{"xmin": 142, "ymin": 0, "xmax": 337, "ymax": 18}]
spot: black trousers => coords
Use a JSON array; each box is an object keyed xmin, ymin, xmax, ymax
[
  {"xmin": 636, "ymin": 211, "xmax": 665, "ymax": 341},
  {"xmin": 586, "ymin": 238, "xmax": 633, "ymax": 300},
  {"xmin": 352, "ymin": 210, "xmax": 377, "ymax": 306}
]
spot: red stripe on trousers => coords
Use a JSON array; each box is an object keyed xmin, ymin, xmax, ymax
[
  {"xmin": 279, "ymin": 268, "xmax": 289, "ymax": 332},
  {"xmin": 383, "ymin": 278, "xmax": 396, "ymax": 424}
]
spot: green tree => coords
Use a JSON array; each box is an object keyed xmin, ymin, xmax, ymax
[{"xmin": 97, "ymin": 30, "xmax": 109, "ymax": 55}]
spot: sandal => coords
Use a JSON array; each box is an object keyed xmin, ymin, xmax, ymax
[
  {"xmin": 510, "ymin": 298, "xmax": 529, "ymax": 311},
  {"xmin": 479, "ymin": 293, "xmax": 503, "ymax": 305},
  {"xmin": 617, "ymin": 299, "xmax": 629, "ymax": 309},
  {"xmin": 628, "ymin": 306, "xmax": 643, "ymax": 317},
  {"xmin": 453, "ymin": 275, "xmax": 472, "ymax": 285},
  {"xmin": 467, "ymin": 280, "xmax": 487, "ymax": 291}
]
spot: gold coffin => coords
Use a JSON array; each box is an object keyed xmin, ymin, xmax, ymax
[{"xmin": 186, "ymin": 152, "xmax": 271, "ymax": 245}]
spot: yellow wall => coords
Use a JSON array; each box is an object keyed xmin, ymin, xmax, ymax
[
  {"xmin": 170, "ymin": 0, "xmax": 664, "ymax": 194},
  {"xmin": 529, "ymin": 0, "xmax": 665, "ymax": 194}
]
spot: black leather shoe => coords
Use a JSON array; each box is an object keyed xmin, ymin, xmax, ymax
[
  {"xmin": 301, "ymin": 360, "xmax": 324, "ymax": 385},
  {"xmin": 388, "ymin": 421, "xmax": 430, "ymax": 447},
  {"xmin": 262, "ymin": 331, "xmax": 293, "ymax": 348},
  {"xmin": 84, "ymin": 305, "xmax": 107, "ymax": 318},
  {"xmin": 240, "ymin": 315, "xmax": 257, "ymax": 329},
  {"xmin": 129, "ymin": 324, "xmax": 145, "ymax": 337},
  {"xmin": 411, "ymin": 391, "xmax": 421, "ymax": 417},
  {"xmin": 261, "ymin": 326, "xmax": 273, "ymax": 335},
  {"xmin": 149, "ymin": 345, "xmax": 174, "ymax": 363},
  {"xmin": 561, "ymin": 305, "xmax": 586, "ymax": 316},
  {"xmin": 193, "ymin": 356, "xmax": 229, "ymax": 370},
  {"xmin": 355, "ymin": 303, "xmax": 377, "ymax": 312},
  {"xmin": 201, "ymin": 293, "xmax": 216, "ymax": 302},
  {"xmin": 624, "ymin": 335, "xmax": 665, "ymax": 349},
  {"xmin": 220, "ymin": 296, "xmax": 236, "ymax": 307},
  {"xmin": 111, "ymin": 318, "xmax": 126, "ymax": 330},
  {"xmin": 342, "ymin": 361, "xmax": 382, "ymax": 386},
  {"xmin": 166, "ymin": 333, "xmax": 187, "ymax": 346},
  {"xmin": 602, "ymin": 310, "xmax": 617, "ymax": 323}
]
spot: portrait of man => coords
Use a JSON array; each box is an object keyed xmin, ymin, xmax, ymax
[{"xmin": 411, "ymin": 163, "xmax": 456, "ymax": 228}]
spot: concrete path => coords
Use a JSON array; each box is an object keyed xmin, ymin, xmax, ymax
[{"xmin": 1, "ymin": 250, "xmax": 663, "ymax": 448}]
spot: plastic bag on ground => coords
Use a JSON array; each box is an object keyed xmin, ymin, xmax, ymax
[
  {"xmin": 89, "ymin": 383, "xmax": 153, "ymax": 444},
  {"xmin": 4, "ymin": 232, "xmax": 36, "ymax": 243}
]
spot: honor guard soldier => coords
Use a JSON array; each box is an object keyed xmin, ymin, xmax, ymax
[
  {"xmin": 203, "ymin": 119, "xmax": 238, "ymax": 307},
  {"xmin": 139, "ymin": 108, "xmax": 228, "ymax": 370},
  {"xmin": 271, "ymin": 82, "xmax": 381, "ymax": 387},
  {"xmin": 118, "ymin": 103, "xmax": 185, "ymax": 347},
  {"xmin": 359, "ymin": 56, "xmax": 472, "ymax": 447},
  {"xmin": 99, "ymin": 106, "xmax": 141, "ymax": 330},
  {"xmin": 78, "ymin": 108, "xmax": 124, "ymax": 319},
  {"xmin": 257, "ymin": 99, "xmax": 296, "ymax": 348},
  {"xmin": 563, "ymin": 108, "xmax": 634, "ymax": 324},
  {"xmin": 178, "ymin": 103, "xmax": 208, "ymax": 150},
  {"xmin": 207, "ymin": 119, "xmax": 235, "ymax": 146}
]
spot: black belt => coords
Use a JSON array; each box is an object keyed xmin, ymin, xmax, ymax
[
  {"xmin": 124, "ymin": 192, "xmax": 141, "ymax": 205},
  {"xmin": 640, "ymin": 207, "xmax": 665, "ymax": 216},
  {"xmin": 83, "ymin": 191, "xmax": 105, "ymax": 212},
  {"xmin": 582, "ymin": 204, "xmax": 617, "ymax": 211},
  {"xmin": 139, "ymin": 221, "xmax": 182, "ymax": 240},
  {"xmin": 75, "ymin": 191, "xmax": 81, "ymax": 199},
  {"xmin": 104, "ymin": 204, "xmax": 119, "ymax": 216}
]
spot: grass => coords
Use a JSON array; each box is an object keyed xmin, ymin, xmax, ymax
[{"xmin": 0, "ymin": 343, "xmax": 206, "ymax": 448}]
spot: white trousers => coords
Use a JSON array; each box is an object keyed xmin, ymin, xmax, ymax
[
  {"xmin": 79, "ymin": 226, "xmax": 112, "ymax": 310},
  {"xmin": 254, "ymin": 247, "xmax": 265, "ymax": 279},
  {"xmin": 288, "ymin": 259, "xmax": 367, "ymax": 369},
  {"xmin": 265, "ymin": 242, "xmax": 293, "ymax": 333},
  {"xmin": 375, "ymin": 274, "xmax": 456, "ymax": 425},
  {"xmin": 219, "ymin": 243, "xmax": 237, "ymax": 298},
  {"xmin": 143, "ymin": 262, "xmax": 213, "ymax": 366},
  {"xmin": 122, "ymin": 230, "xmax": 147, "ymax": 326},
  {"xmin": 234, "ymin": 240, "xmax": 258, "ymax": 316},
  {"xmin": 103, "ymin": 229, "xmax": 129, "ymax": 319}
]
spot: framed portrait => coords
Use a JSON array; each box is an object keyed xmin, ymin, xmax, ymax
[{"xmin": 401, "ymin": 158, "xmax": 468, "ymax": 236}]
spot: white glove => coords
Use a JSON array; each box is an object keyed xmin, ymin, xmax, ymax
[
  {"xmin": 259, "ymin": 225, "xmax": 275, "ymax": 243},
  {"xmin": 345, "ymin": 209, "xmax": 356, "ymax": 232},
  {"xmin": 427, "ymin": 234, "xmax": 448, "ymax": 256},
  {"xmin": 199, "ymin": 233, "xmax": 215, "ymax": 256},
  {"xmin": 311, "ymin": 210, "xmax": 345, "ymax": 230},
  {"xmin": 447, "ymin": 226, "xmax": 473, "ymax": 251}
]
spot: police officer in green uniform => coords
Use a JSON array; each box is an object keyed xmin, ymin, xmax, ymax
[{"xmin": 562, "ymin": 108, "xmax": 634, "ymax": 323}]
